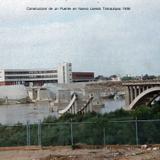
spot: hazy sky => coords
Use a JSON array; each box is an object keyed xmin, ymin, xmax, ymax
[{"xmin": 0, "ymin": 0, "xmax": 160, "ymax": 76}]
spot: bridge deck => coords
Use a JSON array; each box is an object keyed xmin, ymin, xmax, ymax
[{"xmin": 122, "ymin": 80, "xmax": 160, "ymax": 86}]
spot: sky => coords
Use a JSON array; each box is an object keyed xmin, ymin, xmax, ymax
[{"xmin": 0, "ymin": 0, "xmax": 160, "ymax": 76}]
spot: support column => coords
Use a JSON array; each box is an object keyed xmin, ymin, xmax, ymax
[
  {"xmin": 74, "ymin": 101, "xmax": 77, "ymax": 114},
  {"xmin": 84, "ymin": 105, "xmax": 87, "ymax": 113},
  {"xmin": 86, "ymin": 104, "xmax": 89, "ymax": 113},
  {"xmin": 138, "ymin": 86, "xmax": 141, "ymax": 95},
  {"xmin": 126, "ymin": 86, "xmax": 131, "ymax": 105},
  {"xmin": 89, "ymin": 100, "xmax": 93, "ymax": 112},
  {"xmin": 140, "ymin": 86, "xmax": 143, "ymax": 93},
  {"xmin": 36, "ymin": 89, "xmax": 41, "ymax": 101},
  {"xmin": 130, "ymin": 86, "xmax": 134, "ymax": 103},
  {"xmin": 134, "ymin": 86, "xmax": 137, "ymax": 99},
  {"xmin": 131, "ymin": 86, "xmax": 134, "ymax": 101},
  {"xmin": 71, "ymin": 105, "xmax": 73, "ymax": 114},
  {"xmin": 69, "ymin": 108, "xmax": 71, "ymax": 114},
  {"xmin": 142, "ymin": 86, "xmax": 145, "ymax": 92},
  {"xmin": 73, "ymin": 102, "xmax": 75, "ymax": 114}
]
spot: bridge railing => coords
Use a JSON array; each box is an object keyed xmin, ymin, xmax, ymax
[{"xmin": 122, "ymin": 79, "xmax": 160, "ymax": 85}]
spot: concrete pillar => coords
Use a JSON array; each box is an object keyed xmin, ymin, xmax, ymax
[
  {"xmin": 142, "ymin": 86, "xmax": 145, "ymax": 92},
  {"xmin": 128, "ymin": 87, "xmax": 131, "ymax": 105},
  {"xmin": 28, "ymin": 89, "xmax": 34, "ymax": 100},
  {"xmin": 33, "ymin": 89, "xmax": 36, "ymax": 100},
  {"xmin": 134, "ymin": 86, "xmax": 137, "ymax": 99},
  {"xmin": 87, "ymin": 105, "xmax": 89, "ymax": 113},
  {"xmin": 137, "ymin": 86, "xmax": 141, "ymax": 95},
  {"xmin": 130, "ymin": 86, "xmax": 134, "ymax": 103},
  {"xmin": 36, "ymin": 89, "xmax": 41, "ymax": 101},
  {"xmin": 73, "ymin": 105, "xmax": 75, "ymax": 114},
  {"xmin": 126, "ymin": 86, "xmax": 131, "ymax": 106},
  {"xmin": 71, "ymin": 105, "xmax": 73, "ymax": 114},
  {"xmin": 74, "ymin": 101, "xmax": 77, "ymax": 114},
  {"xmin": 140, "ymin": 87, "xmax": 143, "ymax": 93},
  {"xmin": 144, "ymin": 86, "xmax": 148, "ymax": 91},
  {"xmin": 71, "ymin": 103, "xmax": 73, "ymax": 114},
  {"xmin": 69, "ymin": 108, "xmax": 71, "ymax": 114},
  {"xmin": 85, "ymin": 104, "xmax": 87, "ymax": 113},
  {"xmin": 128, "ymin": 87, "xmax": 131, "ymax": 104},
  {"xmin": 55, "ymin": 91, "xmax": 60, "ymax": 103},
  {"xmin": 136, "ymin": 86, "xmax": 139, "ymax": 96},
  {"xmin": 82, "ymin": 104, "xmax": 85, "ymax": 113},
  {"xmin": 89, "ymin": 100, "xmax": 93, "ymax": 112}
]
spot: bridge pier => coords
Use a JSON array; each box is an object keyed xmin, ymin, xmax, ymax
[
  {"xmin": 89, "ymin": 101, "xmax": 93, "ymax": 112},
  {"xmin": 28, "ymin": 88, "xmax": 41, "ymax": 101},
  {"xmin": 133, "ymin": 86, "xmax": 137, "ymax": 100},
  {"xmin": 129, "ymin": 86, "xmax": 134, "ymax": 105},
  {"xmin": 137, "ymin": 86, "xmax": 141, "ymax": 95},
  {"xmin": 36, "ymin": 88, "xmax": 41, "ymax": 101},
  {"xmin": 74, "ymin": 101, "xmax": 78, "ymax": 114},
  {"xmin": 127, "ymin": 87, "xmax": 130, "ymax": 105}
]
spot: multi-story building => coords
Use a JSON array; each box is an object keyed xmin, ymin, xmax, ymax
[
  {"xmin": 72, "ymin": 72, "xmax": 94, "ymax": 82},
  {"xmin": 57, "ymin": 63, "xmax": 72, "ymax": 84},
  {"xmin": 0, "ymin": 62, "xmax": 72, "ymax": 86},
  {"xmin": 0, "ymin": 62, "xmax": 95, "ymax": 86}
]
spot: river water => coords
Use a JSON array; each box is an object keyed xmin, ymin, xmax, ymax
[
  {"xmin": 101, "ymin": 98, "xmax": 125, "ymax": 113},
  {"xmin": 0, "ymin": 99, "xmax": 125, "ymax": 125}
]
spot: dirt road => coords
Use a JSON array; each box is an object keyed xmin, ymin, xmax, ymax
[{"xmin": 0, "ymin": 145, "xmax": 159, "ymax": 160}]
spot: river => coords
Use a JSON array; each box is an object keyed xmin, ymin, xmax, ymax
[{"xmin": 0, "ymin": 99, "xmax": 125, "ymax": 125}]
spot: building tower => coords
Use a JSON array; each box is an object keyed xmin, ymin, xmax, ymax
[{"xmin": 57, "ymin": 62, "xmax": 72, "ymax": 84}]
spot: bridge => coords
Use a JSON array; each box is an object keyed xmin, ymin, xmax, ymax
[
  {"xmin": 27, "ymin": 86, "xmax": 48, "ymax": 102},
  {"xmin": 58, "ymin": 93, "xmax": 94, "ymax": 115},
  {"xmin": 123, "ymin": 80, "xmax": 160, "ymax": 109},
  {"xmin": 27, "ymin": 86, "xmax": 94, "ymax": 114}
]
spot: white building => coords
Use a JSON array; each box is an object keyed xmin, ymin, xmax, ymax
[
  {"xmin": 57, "ymin": 62, "xmax": 72, "ymax": 84},
  {"xmin": 0, "ymin": 62, "xmax": 72, "ymax": 86}
]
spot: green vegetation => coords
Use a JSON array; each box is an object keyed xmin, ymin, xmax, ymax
[
  {"xmin": 121, "ymin": 76, "xmax": 135, "ymax": 81},
  {"xmin": 0, "ymin": 99, "xmax": 5, "ymax": 105},
  {"xmin": 0, "ymin": 102, "xmax": 160, "ymax": 146}
]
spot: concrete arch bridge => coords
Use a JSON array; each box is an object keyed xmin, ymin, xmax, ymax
[
  {"xmin": 58, "ymin": 93, "xmax": 94, "ymax": 115},
  {"xmin": 123, "ymin": 81, "xmax": 160, "ymax": 110}
]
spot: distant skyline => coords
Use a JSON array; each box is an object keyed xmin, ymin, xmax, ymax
[{"xmin": 0, "ymin": 0, "xmax": 160, "ymax": 76}]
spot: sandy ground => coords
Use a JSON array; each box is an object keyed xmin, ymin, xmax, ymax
[{"xmin": 0, "ymin": 145, "xmax": 159, "ymax": 160}]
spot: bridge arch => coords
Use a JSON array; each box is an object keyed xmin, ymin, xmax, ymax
[{"xmin": 129, "ymin": 87, "xmax": 160, "ymax": 109}]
